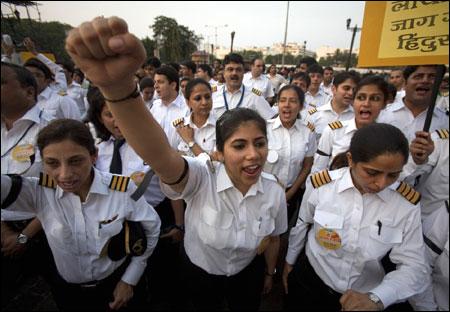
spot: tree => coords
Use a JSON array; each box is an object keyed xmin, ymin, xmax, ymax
[
  {"xmin": 141, "ymin": 36, "xmax": 156, "ymax": 60},
  {"xmin": 240, "ymin": 50, "xmax": 263, "ymax": 62}
]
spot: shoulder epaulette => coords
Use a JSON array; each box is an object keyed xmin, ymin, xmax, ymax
[
  {"xmin": 306, "ymin": 122, "xmax": 315, "ymax": 132},
  {"xmin": 172, "ymin": 117, "xmax": 184, "ymax": 128},
  {"xmin": 57, "ymin": 90, "xmax": 67, "ymax": 96},
  {"xmin": 38, "ymin": 172, "xmax": 56, "ymax": 189},
  {"xmin": 308, "ymin": 108, "xmax": 318, "ymax": 115},
  {"xmin": 252, "ymin": 88, "xmax": 263, "ymax": 96},
  {"xmin": 328, "ymin": 121, "xmax": 343, "ymax": 130},
  {"xmin": 396, "ymin": 181, "xmax": 421, "ymax": 205},
  {"xmin": 435, "ymin": 129, "xmax": 449, "ymax": 139},
  {"xmin": 109, "ymin": 175, "xmax": 130, "ymax": 192},
  {"xmin": 211, "ymin": 85, "xmax": 218, "ymax": 93},
  {"xmin": 310, "ymin": 170, "xmax": 332, "ymax": 188}
]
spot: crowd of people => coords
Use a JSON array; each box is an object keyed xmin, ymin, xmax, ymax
[{"xmin": 1, "ymin": 15, "xmax": 449, "ymax": 311}]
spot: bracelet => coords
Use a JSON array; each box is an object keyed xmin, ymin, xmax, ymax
[
  {"xmin": 161, "ymin": 158, "xmax": 189, "ymax": 186},
  {"xmin": 103, "ymin": 84, "xmax": 140, "ymax": 103},
  {"xmin": 265, "ymin": 268, "xmax": 277, "ymax": 277}
]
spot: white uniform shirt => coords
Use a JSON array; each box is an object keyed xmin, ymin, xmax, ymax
[
  {"xmin": 286, "ymin": 168, "xmax": 429, "ymax": 308},
  {"xmin": 67, "ymin": 81, "xmax": 87, "ymax": 117},
  {"xmin": 320, "ymin": 82, "xmax": 333, "ymax": 96},
  {"xmin": 150, "ymin": 94, "xmax": 189, "ymax": 149},
  {"xmin": 377, "ymin": 100, "xmax": 448, "ymax": 143},
  {"xmin": 267, "ymin": 73, "xmax": 288, "ymax": 95},
  {"xmin": 161, "ymin": 156, "xmax": 288, "ymax": 276},
  {"xmin": 37, "ymin": 87, "xmax": 81, "ymax": 120},
  {"xmin": 0, "ymin": 169, "xmax": 161, "ymax": 285},
  {"xmin": 305, "ymin": 100, "xmax": 354, "ymax": 139},
  {"xmin": 409, "ymin": 202, "xmax": 449, "ymax": 311},
  {"xmin": 304, "ymin": 89, "xmax": 330, "ymax": 110},
  {"xmin": 176, "ymin": 113, "xmax": 216, "ymax": 157},
  {"xmin": 95, "ymin": 138, "xmax": 165, "ymax": 208},
  {"xmin": 243, "ymin": 72, "xmax": 275, "ymax": 99},
  {"xmin": 312, "ymin": 118, "xmax": 357, "ymax": 173},
  {"xmin": 35, "ymin": 53, "xmax": 67, "ymax": 93},
  {"xmin": 264, "ymin": 117, "xmax": 317, "ymax": 188},
  {"xmin": 436, "ymin": 94, "xmax": 449, "ymax": 114},
  {"xmin": 212, "ymin": 84, "xmax": 276, "ymax": 120}
]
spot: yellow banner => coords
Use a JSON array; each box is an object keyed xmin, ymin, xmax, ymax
[
  {"xmin": 20, "ymin": 52, "xmax": 56, "ymax": 63},
  {"xmin": 359, "ymin": 1, "xmax": 449, "ymax": 67}
]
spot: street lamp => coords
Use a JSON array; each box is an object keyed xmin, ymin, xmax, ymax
[
  {"xmin": 345, "ymin": 18, "xmax": 361, "ymax": 71},
  {"xmin": 230, "ymin": 31, "xmax": 236, "ymax": 52},
  {"xmin": 205, "ymin": 24, "xmax": 228, "ymax": 51},
  {"xmin": 303, "ymin": 40, "xmax": 307, "ymax": 57}
]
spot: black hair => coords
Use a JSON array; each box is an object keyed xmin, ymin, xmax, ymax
[
  {"xmin": 23, "ymin": 58, "xmax": 52, "ymax": 80},
  {"xmin": 58, "ymin": 61, "xmax": 74, "ymax": 74},
  {"xmin": 332, "ymin": 71, "xmax": 360, "ymax": 88},
  {"xmin": 223, "ymin": 53, "xmax": 244, "ymax": 66},
  {"xmin": 1, "ymin": 61, "xmax": 38, "ymax": 101},
  {"xmin": 298, "ymin": 57, "xmax": 317, "ymax": 68},
  {"xmin": 168, "ymin": 62, "xmax": 180, "ymax": 73},
  {"xmin": 155, "ymin": 65, "xmax": 180, "ymax": 92},
  {"xmin": 277, "ymin": 85, "xmax": 305, "ymax": 107},
  {"xmin": 198, "ymin": 64, "xmax": 213, "ymax": 78},
  {"xmin": 216, "ymin": 108, "xmax": 266, "ymax": 152},
  {"xmin": 73, "ymin": 69, "xmax": 85, "ymax": 81},
  {"xmin": 355, "ymin": 75, "xmax": 389, "ymax": 105},
  {"xmin": 307, "ymin": 64, "xmax": 324, "ymax": 76},
  {"xmin": 85, "ymin": 86, "xmax": 111, "ymax": 141},
  {"xmin": 139, "ymin": 77, "xmax": 155, "ymax": 90},
  {"xmin": 184, "ymin": 78, "xmax": 211, "ymax": 100},
  {"xmin": 403, "ymin": 64, "xmax": 447, "ymax": 81},
  {"xmin": 387, "ymin": 83, "xmax": 398, "ymax": 100},
  {"xmin": 331, "ymin": 123, "xmax": 409, "ymax": 169},
  {"xmin": 291, "ymin": 72, "xmax": 311, "ymax": 88},
  {"xmin": 324, "ymin": 66, "xmax": 334, "ymax": 72},
  {"xmin": 144, "ymin": 57, "xmax": 161, "ymax": 69},
  {"xmin": 181, "ymin": 60, "xmax": 197, "ymax": 74},
  {"xmin": 37, "ymin": 119, "xmax": 96, "ymax": 156}
]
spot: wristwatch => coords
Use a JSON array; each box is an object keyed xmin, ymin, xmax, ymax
[
  {"xmin": 16, "ymin": 233, "xmax": 29, "ymax": 244},
  {"xmin": 187, "ymin": 141, "xmax": 195, "ymax": 149},
  {"xmin": 265, "ymin": 268, "xmax": 277, "ymax": 277},
  {"xmin": 368, "ymin": 292, "xmax": 384, "ymax": 310}
]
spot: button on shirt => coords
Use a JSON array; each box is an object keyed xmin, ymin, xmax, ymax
[
  {"xmin": 243, "ymin": 72, "xmax": 275, "ymax": 99},
  {"xmin": 161, "ymin": 156, "xmax": 288, "ymax": 276},
  {"xmin": 286, "ymin": 168, "xmax": 429, "ymax": 308},
  {"xmin": 176, "ymin": 113, "xmax": 216, "ymax": 157},
  {"xmin": 212, "ymin": 84, "xmax": 276, "ymax": 120},
  {"xmin": 377, "ymin": 101, "xmax": 448, "ymax": 142},
  {"xmin": 95, "ymin": 138, "xmax": 165, "ymax": 208},
  {"xmin": 264, "ymin": 117, "xmax": 317, "ymax": 188},
  {"xmin": 305, "ymin": 100, "xmax": 354, "ymax": 139},
  {"xmin": 312, "ymin": 118, "xmax": 357, "ymax": 173},
  {"xmin": 1, "ymin": 169, "xmax": 161, "ymax": 285},
  {"xmin": 37, "ymin": 87, "xmax": 81, "ymax": 120},
  {"xmin": 150, "ymin": 95, "xmax": 189, "ymax": 149}
]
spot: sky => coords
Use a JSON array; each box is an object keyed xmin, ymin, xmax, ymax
[{"xmin": 6, "ymin": 1, "xmax": 366, "ymax": 52}]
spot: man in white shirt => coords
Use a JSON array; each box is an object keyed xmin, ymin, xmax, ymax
[
  {"xmin": 243, "ymin": 58, "xmax": 274, "ymax": 103},
  {"xmin": 195, "ymin": 64, "xmax": 218, "ymax": 89},
  {"xmin": 320, "ymin": 66, "xmax": 334, "ymax": 95},
  {"xmin": 305, "ymin": 64, "xmax": 330, "ymax": 110},
  {"xmin": 389, "ymin": 68, "xmax": 406, "ymax": 103},
  {"xmin": 213, "ymin": 53, "xmax": 275, "ymax": 120},
  {"xmin": 58, "ymin": 62, "xmax": 87, "ymax": 118}
]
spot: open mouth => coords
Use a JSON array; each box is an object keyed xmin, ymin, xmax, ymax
[
  {"xmin": 59, "ymin": 180, "xmax": 78, "ymax": 189},
  {"xmin": 359, "ymin": 110, "xmax": 372, "ymax": 119},
  {"xmin": 242, "ymin": 164, "xmax": 261, "ymax": 177},
  {"xmin": 415, "ymin": 87, "xmax": 430, "ymax": 96}
]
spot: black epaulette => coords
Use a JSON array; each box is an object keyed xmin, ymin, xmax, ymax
[
  {"xmin": 109, "ymin": 175, "xmax": 130, "ymax": 192},
  {"xmin": 435, "ymin": 129, "xmax": 449, "ymax": 139},
  {"xmin": 328, "ymin": 121, "xmax": 343, "ymax": 130},
  {"xmin": 252, "ymin": 88, "xmax": 262, "ymax": 96},
  {"xmin": 308, "ymin": 108, "xmax": 318, "ymax": 115},
  {"xmin": 172, "ymin": 117, "xmax": 184, "ymax": 128},
  {"xmin": 396, "ymin": 182, "xmax": 421, "ymax": 205},
  {"xmin": 38, "ymin": 172, "xmax": 56, "ymax": 189},
  {"xmin": 310, "ymin": 170, "xmax": 332, "ymax": 188},
  {"xmin": 306, "ymin": 122, "xmax": 315, "ymax": 132}
]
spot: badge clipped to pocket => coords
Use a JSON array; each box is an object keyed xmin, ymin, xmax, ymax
[
  {"xmin": 12, "ymin": 144, "xmax": 34, "ymax": 162},
  {"xmin": 130, "ymin": 171, "xmax": 145, "ymax": 186},
  {"xmin": 316, "ymin": 228, "xmax": 342, "ymax": 250}
]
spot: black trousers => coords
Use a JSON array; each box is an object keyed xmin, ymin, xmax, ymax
[{"xmin": 181, "ymin": 246, "xmax": 265, "ymax": 311}]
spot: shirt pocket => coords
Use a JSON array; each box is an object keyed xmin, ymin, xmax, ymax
[
  {"xmin": 313, "ymin": 210, "xmax": 344, "ymax": 253},
  {"xmin": 97, "ymin": 219, "xmax": 123, "ymax": 255},
  {"xmin": 197, "ymin": 206, "xmax": 233, "ymax": 249},
  {"xmin": 252, "ymin": 216, "xmax": 275, "ymax": 237},
  {"xmin": 366, "ymin": 221, "xmax": 403, "ymax": 259},
  {"xmin": 45, "ymin": 220, "xmax": 73, "ymax": 251}
]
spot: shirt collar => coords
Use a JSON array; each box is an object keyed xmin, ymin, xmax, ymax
[
  {"xmin": 345, "ymin": 119, "xmax": 358, "ymax": 134},
  {"xmin": 224, "ymin": 84, "xmax": 244, "ymax": 95},
  {"xmin": 57, "ymin": 167, "xmax": 109, "ymax": 199},
  {"xmin": 216, "ymin": 163, "xmax": 264, "ymax": 196},
  {"xmin": 272, "ymin": 116, "xmax": 302, "ymax": 131},
  {"xmin": 13, "ymin": 105, "xmax": 42, "ymax": 126},
  {"xmin": 185, "ymin": 113, "xmax": 216, "ymax": 128},
  {"xmin": 337, "ymin": 168, "xmax": 390, "ymax": 202},
  {"xmin": 38, "ymin": 86, "xmax": 53, "ymax": 101}
]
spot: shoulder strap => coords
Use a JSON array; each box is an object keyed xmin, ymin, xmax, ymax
[
  {"xmin": 1, "ymin": 174, "xmax": 23, "ymax": 209},
  {"xmin": 395, "ymin": 181, "xmax": 421, "ymax": 205},
  {"xmin": 310, "ymin": 170, "xmax": 333, "ymax": 188},
  {"xmin": 435, "ymin": 129, "xmax": 449, "ymax": 139},
  {"xmin": 109, "ymin": 175, "xmax": 130, "ymax": 192},
  {"xmin": 328, "ymin": 121, "xmax": 343, "ymax": 130},
  {"xmin": 38, "ymin": 172, "xmax": 57, "ymax": 189}
]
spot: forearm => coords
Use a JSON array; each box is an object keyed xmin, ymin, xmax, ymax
[
  {"xmin": 264, "ymin": 236, "xmax": 280, "ymax": 274},
  {"xmin": 170, "ymin": 199, "xmax": 185, "ymax": 226},
  {"xmin": 290, "ymin": 158, "xmax": 313, "ymax": 193},
  {"xmin": 190, "ymin": 144, "xmax": 205, "ymax": 157},
  {"xmin": 21, "ymin": 218, "xmax": 43, "ymax": 238}
]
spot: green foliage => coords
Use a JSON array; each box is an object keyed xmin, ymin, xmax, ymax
[
  {"xmin": 240, "ymin": 50, "xmax": 263, "ymax": 62},
  {"xmin": 150, "ymin": 16, "xmax": 200, "ymax": 63},
  {"xmin": 318, "ymin": 49, "xmax": 358, "ymax": 68},
  {"xmin": 141, "ymin": 36, "xmax": 157, "ymax": 60},
  {"xmin": 1, "ymin": 18, "xmax": 72, "ymax": 62}
]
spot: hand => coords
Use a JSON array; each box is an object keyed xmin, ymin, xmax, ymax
[
  {"xmin": 282, "ymin": 262, "xmax": 293, "ymax": 294},
  {"xmin": 109, "ymin": 280, "xmax": 134, "ymax": 310},
  {"xmin": 176, "ymin": 124, "xmax": 195, "ymax": 144},
  {"xmin": 1, "ymin": 41, "xmax": 14, "ymax": 57},
  {"xmin": 340, "ymin": 290, "xmax": 381, "ymax": 311},
  {"xmin": 285, "ymin": 188, "xmax": 295, "ymax": 202},
  {"xmin": 160, "ymin": 227, "xmax": 184, "ymax": 243},
  {"xmin": 262, "ymin": 275, "xmax": 273, "ymax": 295},
  {"xmin": 410, "ymin": 131, "xmax": 434, "ymax": 165},
  {"xmin": 23, "ymin": 37, "xmax": 38, "ymax": 55},
  {"xmin": 209, "ymin": 151, "xmax": 222, "ymax": 162},
  {"xmin": 1, "ymin": 231, "xmax": 27, "ymax": 258},
  {"xmin": 65, "ymin": 16, "xmax": 146, "ymax": 98}
]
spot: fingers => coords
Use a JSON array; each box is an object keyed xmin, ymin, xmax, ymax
[
  {"xmin": 78, "ymin": 21, "xmax": 107, "ymax": 59},
  {"xmin": 92, "ymin": 16, "xmax": 115, "ymax": 57}
]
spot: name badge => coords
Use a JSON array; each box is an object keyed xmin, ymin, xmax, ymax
[
  {"xmin": 130, "ymin": 171, "xmax": 145, "ymax": 186},
  {"xmin": 316, "ymin": 228, "xmax": 342, "ymax": 250},
  {"xmin": 12, "ymin": 144, "xmax": 34, "ymax": 162},
  {"xmin": 267, "ymin": 150, "xmax": 279, "ymax": 164}
]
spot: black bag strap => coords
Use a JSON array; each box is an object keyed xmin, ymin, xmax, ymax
[{"xmin": 1, "ymin": 174, "xmax": 23, "ymax": 209}]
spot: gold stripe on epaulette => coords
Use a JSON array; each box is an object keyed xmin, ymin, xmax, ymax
[
  {"xmin": 38, "ymin": 172, "xmax": 56, "ymax": 189},
  {"xmin": 436, "ymin": 129, "xmax": 449, "ymax": 139},
  {"xmin": 396, "ymin": 182, "xmax": 421, "ymax": 205},
  {"xmin": 307, "ymin": 122, "xmax": 315, "ymax": 132},
  {"xmin": 328, "ymin": 121, "xmax": 343, "ymax": 130},
  {"xmin": 109, "ymin": 175, "xmax": 130, "ymax": 192},
  {"xmin": 211, "ymin": 85, "xmax": 218, "ymax": 92},
  {"xmin": 308, "ymin": 108, "xmax": 317, "ymax": 115},
  {"xmin": 310, "ymin": 170, "xmax": 332, "ymax": 188},
  {"xmin": 252, "ymin": 88, "xmax": 262, "ymax": 96}
]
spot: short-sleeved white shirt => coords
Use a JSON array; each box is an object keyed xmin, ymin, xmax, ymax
[
  {"xmin": 176, "ymin": 113, "xmax": 216, "ymax": 157},
  {"xmin": 243, "ymin": 72, "xmax": 275, "ymax": 99},
  {"xmin": 37, "ymin": 87, "xmax": 81, "ymax": 120}
]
